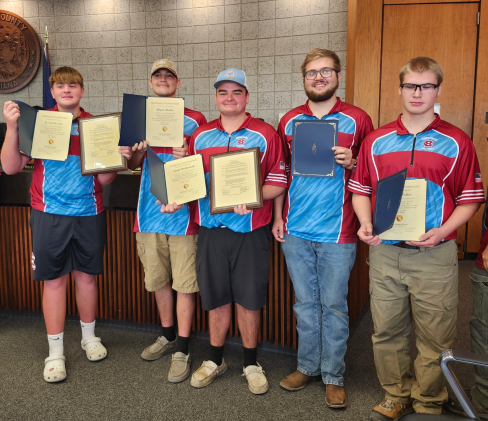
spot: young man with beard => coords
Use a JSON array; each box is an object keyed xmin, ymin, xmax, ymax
[
  {"xmin": 272, "ymin": 49, "xmax": 373, "ymax": 407},
  {"xmin": 160, "ymin": 68, "xmax": 287, "ymax": 394},
  {"xmin": 119, "ymin": 59, "xmax": 206, "ymax": 382},
  {"xmin": 349, "ymin": 57, "xmax": 484, "ymax": 419}
]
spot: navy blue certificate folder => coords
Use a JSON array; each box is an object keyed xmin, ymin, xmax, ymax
[
  {"xmin": 119, "ymin": 93, "xmax": 146, "ymax": 146},
  {"xmin": 13, "ymin": 101, "xmax": 39, "ymax": 157},
  {"xmin": 373, "ymin": 168, "xmax": 408, "ymax": 236},
  {"xmin": 146, "ymin": 146, "xmax": 169, "ymax": 205},
  {"xmin": 291, "ymin": 119, "xmax": 338, "ymax": 178}
]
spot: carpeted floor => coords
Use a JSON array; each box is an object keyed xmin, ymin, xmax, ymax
[{"xmin": 0, "ymin": 260, "xmax": 476, "ymax": 421}]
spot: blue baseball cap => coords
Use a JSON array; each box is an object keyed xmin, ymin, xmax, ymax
[{"xmin": 214, "ymin": 68, "xmax": 248, "ymax": 90}]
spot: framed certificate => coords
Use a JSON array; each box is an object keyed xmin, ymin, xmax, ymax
[
  {"xmin": 146, "ymin": 146, "xmax": 206, "ymax": 205},
  {"xmin": 209, "ymin": 147, "xmax": 263, "ymax": 215},
  {"xmin": 292, "ymin": 119, "xmax": 338, "ymax": 178},
  {"xmin": 78, "ymin": 113, "xmax": 127, "ymax": 175},
  {"xmin": 14, "ymin": 100, "xmax": 72, "ymax": 161},
  {"xmin": 119, "ymin": 93, "xmax": 184, "ymax": 148}
]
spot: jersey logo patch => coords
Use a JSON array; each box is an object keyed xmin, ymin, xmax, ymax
[
  {"xmin": 31, "ymin": 252, "xmax": 36, "ymax": 270},
  {"xmin": 237, "ymin": 137, "xmax": 246, "ymax": 147},
  {"xmin": 422, "ymin": 138, "xmax": 435, "ymax": 149},
  {"xmin": 476, "ymin": 173, "xmax": 482, "ymax": 183}
]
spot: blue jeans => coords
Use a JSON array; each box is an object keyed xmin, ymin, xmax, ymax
[{"xmin": 281, "ymin": 233, "xmax": 356, "ymax": 386}]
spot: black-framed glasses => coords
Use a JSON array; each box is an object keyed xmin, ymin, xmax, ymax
[
  {"xmin": 304, "ymin": 67, "xmax": 337, "ymax": 80},
  {"xmin": 400, "ymin": 83, "xmax": 439, "ymax": 93}
]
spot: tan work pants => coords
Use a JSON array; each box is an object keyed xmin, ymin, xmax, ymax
[{"xmin": 368, "ymin": 240, "xmax": 458, "ymax": 414}]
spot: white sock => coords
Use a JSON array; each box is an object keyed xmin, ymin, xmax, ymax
[
  {"xmin": 80, "ymin": 320, "xmax": 96, "ymax": 341},
  {"xmin": 48, "ymin": 332, "xmax": 64, "ymax": 357}
]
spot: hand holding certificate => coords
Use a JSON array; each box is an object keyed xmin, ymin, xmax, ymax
[
  {"xmin": 209, "ymin": 148, "xmax": 263, "ymax": 214},
  {"xmin": 14, "ymin": 101, "xmax": 72, "ymax": 161},
  {"xmin": 78, "ymin": 113, "xmax": 127, "ymax": 175},
  {"xmin": 119, "ymin": 94, "xmax": 184, "ymax": 148},
  {"xmin": 146, "ymin": 146, "xmax": 206, "ymax": 206}
]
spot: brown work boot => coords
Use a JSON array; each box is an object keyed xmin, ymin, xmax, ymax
[
  {"xmin": 325, "ymin": 384, "xmax": 347, "ymax": 408},
  {"xmin": 369, "ymin": 399, "xmax": 413, "ymax": 420},
  {"xmin": 279, "ymin": 370, "xmax": 316, "ymax": 391}
]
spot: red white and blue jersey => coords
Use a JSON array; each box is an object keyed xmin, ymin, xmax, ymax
[
  {"xmin": 348, "ymin": 114, "xmax": 485, "ymax": 243},
  {"xmin": 188, "ymin": 114, "xmax": 287, "ymax": 233},
  {"xmin": 278, "ymin": 99, "xmax": 374, "ymax": 243},
  {"xmin": 134, "ymin": 108, "xmax": 206, "ymax": 234},
  {"xmin": 476, "ymin": 189, "xmax": 488, "ymax": 270},
  {"xmin": 30, "ymin": 106, "xmax": 104, "ymax": 217}
]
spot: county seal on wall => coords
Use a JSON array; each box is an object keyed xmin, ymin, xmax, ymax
[{"xmin": 0, "ymin": 11, "xmax": 40, "ymax": 93}]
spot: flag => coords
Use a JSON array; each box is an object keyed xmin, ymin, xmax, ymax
[{"xmin": 43, "ymin": 40, "xmax": 56, "ymax": 110}]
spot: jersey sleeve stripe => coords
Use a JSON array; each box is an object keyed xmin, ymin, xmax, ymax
[{"xmin": 348, "ymin": 179, "xmax": 372, "ymax": 191}]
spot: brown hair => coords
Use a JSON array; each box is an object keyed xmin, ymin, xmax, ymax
[
  {"xmin": 49, "ymin": 66, "xmax": 84, "ymax": 88},
  {"xmin": 399, "ymin": 57, "xmax": 444, "ymax": 85},
  {"xmin": 301, "ymin": 48, "xmax": 341, "ymax": 76}
]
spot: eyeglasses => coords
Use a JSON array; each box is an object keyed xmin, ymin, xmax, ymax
[
  {"xmin": 400, "ymin": 83, "xmax": 439, "ymax": 93},
  {"xmin": 304, "ymin": 67, "xmax": 337, "ymax": 80}
]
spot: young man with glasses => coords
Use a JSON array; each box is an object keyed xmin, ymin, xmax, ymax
[
  {"xmin": 272, "ymin": 48, "xmax": 373, "ymax": 407},
  {"xmin": 119, "ymin": 59, "xmax": 206, "ymax": 383},
  {"xmin": 349, "ymin": 56, "xmax": 484, "ymax": 420}
]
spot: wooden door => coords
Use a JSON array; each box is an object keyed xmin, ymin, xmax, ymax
[{"xmin": 379, "ymin": 2, "xmax": 479, "ymax": 257}]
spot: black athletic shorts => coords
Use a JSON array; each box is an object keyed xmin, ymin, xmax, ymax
[
  {"xmin": 30, "ymin": 209, "xmax": 106, "ymax": 281},
  {"xmin": 196, "ymin": 225, "xmax": 271, "ymax": 311}
]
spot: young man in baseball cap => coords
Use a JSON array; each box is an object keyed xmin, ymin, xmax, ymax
[{"xmin": 119, "ymin": 59, "xmax": 206, "ymax": 382}]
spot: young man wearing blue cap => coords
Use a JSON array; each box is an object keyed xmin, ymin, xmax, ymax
[
  {"xmin": 160, "ymin": 68, "xmax": 287, "ymax": 394},
  {"xmin": 119, "ymin": 59, "xmax": 206, "ymax": 383}
]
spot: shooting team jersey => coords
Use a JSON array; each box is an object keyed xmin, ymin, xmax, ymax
[
  {"xmin": 30, "ymin": 106, "xmax": 104, "ymax": 217},
  {"xmin": 278, "ymin": 99, "xmax": 374, "ymax": 243},
  {"xmin": 188, "ymin": 113, "xmax": 287, "ymax": 233},
  {"xmin": 348, "ymin": 114, "xmax": 485, "ymax": 244},
  {"xmin": 134, "ymin": 108, "xmax": 206, "ymax": 234}
]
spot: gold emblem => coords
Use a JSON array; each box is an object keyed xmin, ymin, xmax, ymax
[
  {"xmin": 183, "ymin": 184, "xmax": 189, "ymax": 189},
  {"xmin": 162, "ymin": 126, "xmax": 168, "ymax": 132},
  {"xmin": 48, "ymin": 139, "xmax": 54, "ymax": 144},
  {"xmin": 312, "ymin": 143, "xmax": 317, "ymax": 154},
  {"xmin": 396, "ymin": 215, "xmax": 403, "ymax": 222}
]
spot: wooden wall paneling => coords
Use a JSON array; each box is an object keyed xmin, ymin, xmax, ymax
[
  {"xmin": 385, "ymin": 0, "xmax": 478, "ymax": 4},
  {"xmin": 467, "ymin": 0, "xmax": 488, "ymax": 253},
  {"xmin": 346, "ymin": 0, "xmax": 383, "ymax": 127},
  {"xmin": 0, "ymin": 208, "xmax": 7, "ymax": 309}
]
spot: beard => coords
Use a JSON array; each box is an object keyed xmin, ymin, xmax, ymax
[{"xmin": 304, "ymin": 79, "xmax": 339, "ymax": 102}]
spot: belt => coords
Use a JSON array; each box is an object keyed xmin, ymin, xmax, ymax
[{"xmin": 391, "ymin": 241, "xmax": 444, "ymax": 250}]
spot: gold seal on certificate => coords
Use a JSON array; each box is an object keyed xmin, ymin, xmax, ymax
[
  {"xmin": 78, "ymin": 113, "xmax": 128, "ymax": 175},
  {"xmin": 30, "ymin": 110, "xmax": 73, "ymax": 161},
  {"xmin": 209, "ymin": 147, "xmax": 263, "ymax": 215},
  {"xmin": 146, "ymin": 97, "xmax": 184, "ymax": 147},
  {"xmin": 380, "ymin": 179, "xmax": 427, "ymax": 241}
]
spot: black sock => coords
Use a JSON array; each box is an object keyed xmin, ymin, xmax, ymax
[
  {"xmin": 243, "ymin": 346, "xmax": 257, "ymax": 368},
  {"xmin": 161, "ymin": 325, "xmax": 176, "ymax": 342},
  {"xmin": 176, "ymin": 335, "xmax": 190, "ymax": 355},
  {"xmin": 209, "ymin": 344, "xmax": 224, "ymax": 366}
]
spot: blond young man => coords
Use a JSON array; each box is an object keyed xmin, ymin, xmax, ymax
[
  {"xmin": 273, "ymin": 48, "xmax": 373, "ymax": 407},
  {"xmin": 349, "ymin": 57, "xmax": 484, "ymax": 419},
  {"xmin": 119, "ymin": 59, "xmax": 206, "ymax": 382},
  {"xmin": 2, "ymin": 67, "xmax": 116, "ymax": 382}
]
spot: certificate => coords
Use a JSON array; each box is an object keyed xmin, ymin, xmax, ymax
[
  {"xmin": 209, "ymin": 148, "xmax": 263, "ymax": 214},
  {"xmin": 379, "ymin": 179, "xmax": 427, "ymax": 241},
  {"xmin": 119, "ymin": 93, "xmax": 184, "ymax": 148},
  {"xmin": 78, "ymin": 113, "xmax": 127, "ymax": 175},
  {"xmin": 292, "ymin": 119, "xmax": 338, "ymax": 178},
  {"xmin": 146, "ymin": 97, "xmax": 184, "ymax": 147},
  {"xmin": 146, "ymin": 146, "xmax": 206, "ymax": 205},
  {"xmin": 14, "ymin": 101, "xmax": 72, "ymax": 161}
]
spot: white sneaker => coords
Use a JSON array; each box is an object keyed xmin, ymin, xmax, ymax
[
  {"xmin": 190, "ymin": 359, "xmax": 227, "ymax": 388},
  {"xmin": 44, "ymin": 355, "xmax": 66, "ymax": 383},
  {"xmin": 243, "ymin": 362, "xmax": 269, "ymax": 394}
]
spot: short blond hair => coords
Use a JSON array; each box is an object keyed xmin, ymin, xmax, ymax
[
  {"xmin": 49, "ymin": 66, "xmax": 84, "ymax": 88},
  {"xmin": 301, "ymin": 48, "xmax": 341, "ymax": 76},
  {"xmin": 399, "ymin": 57, "xmax": 444, "ymax": 85}
]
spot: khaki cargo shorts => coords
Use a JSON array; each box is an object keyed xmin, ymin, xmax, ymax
[{"xmin": 136, "ymin": 232, "xmax": 198, "ymax": 293}]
